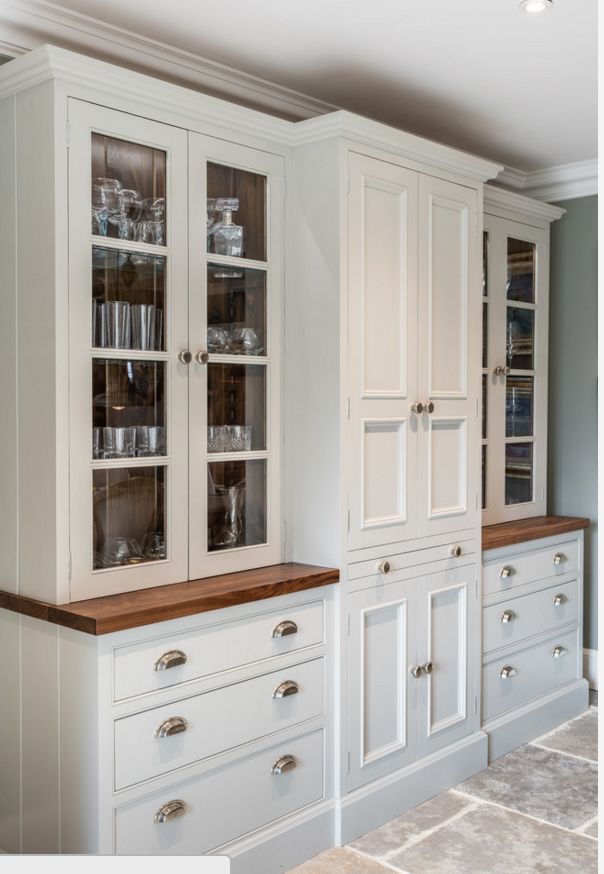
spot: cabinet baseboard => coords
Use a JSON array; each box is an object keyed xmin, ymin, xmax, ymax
[
  {"xmin": 583, "ymin": 648, "xmax": 598, "ymax": 690},
  {"xmin": 482, "ymin": 679, "xmax": 589, "ymax": 762},
  {"xmin": 336, "ymin": 731, "xmax": 488, "ymax": 846}
]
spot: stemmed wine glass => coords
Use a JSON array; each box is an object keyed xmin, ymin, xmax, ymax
[
  {"xmin": 137, "ymin": 197, "xmax": 166, "ymax": 245},
  {"xmin": 91, "ymin": 178, "xmax": 120, "ymax": 236},
  {"xmin": 109, "ymin": 189, "xmax": 143, "ymax": 240}
]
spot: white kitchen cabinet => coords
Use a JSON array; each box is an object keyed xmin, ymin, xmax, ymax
[{"xmin": 481, "ymin": 187, "xmax": 564, "ymax": 524}]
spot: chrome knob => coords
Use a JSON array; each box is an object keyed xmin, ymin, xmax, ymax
[
  {"xmin": 553, "ymin": 553, "xmax": 566, "ymax": 566},
  {"xmin": 195, "ymin": 350, "xmax": 209, "ymax": 365},
  {"xmin": 154, "ymin": 800, "xmax": 187, "ymax": 823},
  {"xmin": 377, "ymin": 560, "xmax": 391, "ymax": 574},
  {"xmin": 552, "ymin": 645, "xmax": 567, "ymax": 658},
  {"xmin": 178, "ymin": 349, "xmax": 192, "ymax": 365},
  {"xmin": 493, "ymin": 365, "xmax": 511, "ymax": 376},
  {"xmin": 272, "ymin": 620, "xmax": 298, "ymax": 638},
  {"xmin": 410, "ymin": 664, "xmax": 423, "ymax": 679},
  {"xmin": 424, "ymin": 401, "xmax": 435, "ymax": 414},
  {"xmin": 273, "ymin": 680, "xmax": 299, "ymax": 699},
  {"xmin": 154, "ymin": 649, "xmax": 187, "ymax": 672},
  {"xmin": 500, "ymin": 566, "xmax": 514, "ymax": 579},
  {"xmin": 155, "ymin": 717, "xmax": 188, "ymax": 739},
  {"xmin": 449, "ymin": 545, "xmax": 462, "ymax": 558},
  {"xmin": 410, "ymin": 402, "xmax": 424, "ymax": 414},
  {"xmin": 422, "ymin": 661, "xmax": 434, "ymax": 675},
  {"xmin": 271, "ymin": 754, "xmax": 297, "ymax": 775},
  {"xmin": 553, "ymin": 593, "xmax": 567, "ymax": 606},
  {"xmin": 500, "ymin": 609, "xmax": 515, "ymax": 624},
  {"xmin": 500, "ymin": 665, "xmax": 517, "ymax": 679}
]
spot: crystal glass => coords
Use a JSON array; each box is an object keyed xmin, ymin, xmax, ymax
[
  {"xmin": 506, "ymin": 307, "xmax": 534, "ymax": 370},
  {"xmin": 91, "ymin": 177, "xmax": 120, "ymax": 236},
  {"xmin": 101, "ymin": 536, "xmax": 143, "ymax": 568},
  {"xmin": 207, "ymin": 460, "xmax": 266, "ymax": 551},
  {"xmin": 136, "ymin": 425, "xmax": 166, "ymax": 457},
  {"xmin": 131, "ymin": 304, "xmax": 157, "ymax": 351},
  {"xmin": 101, "ymin": 301, "xmax": 131, "ymax": 349},
  {"xmin": 101, "ymin": 426, "xmax": 136, "ymax": 459},
  {"xmin": 207, "ymin": 163, "xmax": 267, "ymax": 261},
  {"xmin": 109, "ymin": 189, "xmax": 143, "ymax": 240},
  {"xmin": 207, "ymin": 363, "xmax": 266, "ymax": 451},
  {"xmin": 506, "ymin": 376, "xmax": 534, "ymax": 438},
  {"xmin": 505, "ymin": 443, "xmax": 533, "ymax": 505},
  {"xmin": 141, "ymin": 531, "xmax": 166, "ymax": 561},
  {"xmin": 211, "ymin": 198, "xmax": 244, "ymax": 257},
  {"xmin": 207, "ymin": 264, "xmax": 267, "ymax": 356}
]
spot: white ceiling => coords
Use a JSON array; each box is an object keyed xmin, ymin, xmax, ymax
[{"xmin": 2, "ymin": 0, "xmax": 598, "ymax": 171}]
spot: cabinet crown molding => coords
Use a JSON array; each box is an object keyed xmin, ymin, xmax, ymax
[{"xmin": 484, "ymin": 183, "xmax": 565, "ymax": 225}]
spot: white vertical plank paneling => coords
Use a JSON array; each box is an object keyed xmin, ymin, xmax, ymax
[{"xmin": 0, "ymin": 611, "xmax": 22, "ymax": 853}]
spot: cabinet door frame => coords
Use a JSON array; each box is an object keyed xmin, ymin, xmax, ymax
[{"xmin": 68, "ymin": 99, "xmax": 189, "ymax": 600}]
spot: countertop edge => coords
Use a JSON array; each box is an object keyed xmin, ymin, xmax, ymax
[{"xmin": 482, "ymin": 515, "xmax": 590, "ymax": 552}]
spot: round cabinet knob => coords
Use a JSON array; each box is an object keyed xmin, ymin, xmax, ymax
[
  {"xmin": 449, "ymin": 545, "xmax": 462, "ymax": 558},
  {"xmin": 178, "ymin": 349, "xmax": 192, "ymax": 365},
  {"xmin": 500, "ymin": 665, "xmax": 517, "ymax": 679},
  {"xmin": 377, "ymin": 560, "xmax": 391, "ymax": 574},
  {"xmin": 493, "ymin": 365, "xmax": 511, "ymax": 376},
  {"xmin": 424, "ymin": 401, "xmax": 435, "ymax": 414},
  {"xmin": 195, "ymin": 350, "xmax": 209, "ymax": 365},
  {"xmin": 410, "ymin": 664, "xmax": 423, "ymax": 679},
  {"xmin": 154, "ymin": 799, "xmax": 187, "ymax": 824},
  {"xmin": 410, "ymin": 402, "xmax": 424, "ymax": 414},
  {"xmin": 499, "ymin": 565, "xmax": 514, "ymax": 580},
  {"xmin": 553, "ymin": 553, "xmax": 566, "ymax": 566},
  {"xmin": 422, "ymin": 661, "xmax": 434, "ymax": 675}
]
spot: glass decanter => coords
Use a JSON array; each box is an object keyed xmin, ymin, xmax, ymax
[{"xmin": 212, "ymin": 198, "xmax": 244, "ymax": 257}]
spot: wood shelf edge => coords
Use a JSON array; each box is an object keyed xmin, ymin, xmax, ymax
[{"xmin": 482, "ymin": 515, "xmax": 590, "ymax": 552}]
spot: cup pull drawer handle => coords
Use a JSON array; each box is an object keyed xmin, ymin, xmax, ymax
[
  {"xmin": 500, "ymin": 610, "xmax": 515, "ymax": 624},
  {"xmin": 553, "ymin": 553, "xmax": 566, "ymax": 565},
  {"xmin": 272, "ymin": 620, "xmax": 298, "ymax": 638},
  {"xmin": 553, "ymin": 593, "xmax": 567, "ymax": 606},
  {"xmin": 500, "ymin": 566, "xmax": 514, "ymax": 579},
  {"xmin": 500, "ymin": 665, "xmax": 517, "ymax": 679},
  {"xmin": 273, "ymin": 680, "xmax": 299, "ymax": 699},
  {"xmin": 552, "ymin": 645, "xmax": 568, "ymax": 658},
  {"xmin": 154, "ymin": 800, "xmax": 187, "ymax": 823},
  {"xmin": 271, "ymin": 754, "xmax": 297, "ymax": 775},
  {"xmin": 155, "ymin": 717, "xmax": 188, "ymax": 739},
  {"xmin": 154, "ymin": 649, "xmax": 187, "ymax": 672}
]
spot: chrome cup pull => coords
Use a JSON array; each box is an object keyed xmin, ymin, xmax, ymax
[
  {"xmin": 272, "ymin": 620, "xmax": 298, "ymax": 638},
  {"xmin": 271, "ymin": 754, "xmax": 297, "ymax": 775},
  {"xmin": 422, "ymin": 661, "xmax": 434, "ymax": 675},
  {"xmin": 553, "ymin": 553, "xmax": 566, "ymax": 566},
  {"xmin": 273, "ymin": 680, "xmax": 299, "ymax": 699},
  {"xmin": 377, "ymin": 560, "xmax": 391, "ymax": 574},
  {"xmin": 553, "ymin": 593, "xmax": 567, "ymax": 606},
  {"xmin": 155, "ymin": 717, "xmax": 188, "ymax": 739},
  {"xmin": 500, "ymin": 665, "xmax": 517, "ymax": 679},
  {"xmin": 500, "ymin": 609, "xmax": 515, "ymax": 624},
  {"xmin": 154, "ymin": 649, "xmax": 187, "ymax": 672},
  {"xmin": 449, "ymin": 545, "xmax": 462, "ymax": 558},
  {"xmin": 410, "ymin": 402, "xmax": 424, "ymax": 414},
  {"xmin": 410, "ymin": 664, "xmax": 423, "ymax": 679},
  {"xmin": 177, "ymin": 349, "xmax": 192, "ymax": 365},
  {"xmin": 500, "ymin": 566, "xmax": 514, "ymax": 579},
  {"xmin": 552, "ymin": 645, "xmax": 567, "ymax": 658},
  {"xmin": 154, "ymin": 799, "xmax": 187, "ymax": 823}
]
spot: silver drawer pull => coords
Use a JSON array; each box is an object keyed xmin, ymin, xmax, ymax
[
  {"xmin": 500, "ymin": 566, "xmax": 514, "ymax": 579},
  {"xmin": 553, "ymin": 593, "xmax": 567, "ymax": 606},
  {"xmin": 377, "ymin": 560, "xmax": 391, "ymax": 574},
  {"xmin": 422, "ymin": 661, "xmax": 434, "ymax": 675},
  {"xmin": 553, "ymin": 553, "xmax": 566, "ymax": 566},
  {"xmin": 449, "ymin": 545, "xmax": 462, "ymax": 558},
  {"xmin": 500, "ymin": 665, "xmax": 517, "ymax": 679},
  {"xmin": 271, "ymin": 754, "xmax": 297, "ymax": 775},
  {"xmin": 552, "ymin": 645, "xmax": 568, "ymax": 658},
  {"xmin": 500, "ymin": 609, "xmax": 515, "ymax": 624},
  {"xmin": 155, "ymin": 717, "xmax": 188, "ymax": 739},
  {"xmin": 154, "ymin": 649, "xmax": 187, "ymax": 672},
  {"xmin": 273, "ymin": 680, "xmax": 299, "ymax": 699},
  {"xmin": 154, "ymin": 799, "xmax": 187, "ymax": 823},
  {"xmin": 272, "ymin": 620, "xmax": 298, "ymax": 638}
]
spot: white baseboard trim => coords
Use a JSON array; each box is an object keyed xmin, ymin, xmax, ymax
[{"xmin": 583, "ymin": 648, "xmax": 598, "ymax": 691}]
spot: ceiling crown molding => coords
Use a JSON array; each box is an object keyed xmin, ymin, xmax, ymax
[
  {"xmin": 484, "ymin": 183, "xmax": 565, "ymax": 224},
  {"xmin": 497, "ymin": 159, "xmax": 597, "ymax": 203},
  {"xmin": 0, "ymin": 0, "xmax": 335, "ymax": 119}
]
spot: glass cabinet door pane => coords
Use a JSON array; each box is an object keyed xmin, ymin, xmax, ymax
[
  {"xmin": 207, "ymin": 364, "xmax": 266, "ymax": 452},
  {"xmin": 505, "ymin": 443, "xmax": 533, "ymax": 505},
  {"xmin": 506, "ymin": 306, "xmax": 534, "ymax": 370},
  {"xmin": 506, "ymin": 376, "xmax": 534, "ymax": 438},
  {"xmin": 507, "ymin": 237, "xmax": 535, "ymax": 303},
  {"xmin": 93, "ymin": 466, "xmax": 166, "ymax": 569},
  {"xmin": 91, "ymin": 134, "xmax": 166, "ymax": 244},
  {"xmin": 482, "ymin": 374, "xmax": 488, "ymax": 439},
  {"xmin": 207, "ymin": 163, "xmax": 267, "ymax": 261},
  {"xmin": 482, "ymin": 302, "xmax": 488, "ymax": 368},
  {"xmin": 482, "ymin": 445, "xmax": 487, "ymax": 510},
  {"xmin": 207, "ymin": 264, "xmax": 266, "ymax": 355},
  {"xmin": 208, "ymin": 460, "xmax": 267, "ymax": 551},
  {"xmin": 92, "ymin": 248, "xmax": 166, "ymax": 351},
  {"xmin": 482, "ymin": 231, "xmax": 489, "ymax": 296}
]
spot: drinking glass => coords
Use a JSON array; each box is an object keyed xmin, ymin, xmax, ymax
[
  {"xmin": 92, "ymin": 427, "xmax": 102, "ymax": 459},
  {"xmin": 131, "ymin": 304, "xmax": 157, "ymax": 351},
  {"xmin": 102, "ymin": 301, "xmax": 131, "ymax": 348},
  {"xmin": 230, "ymin": 327, "xmax": 263, "ymax": 355},
  {"xmin": 109, "ymin": 189, "xmax": 143, "ymax": 240},
  {"xmin": 102, "ymin": 426, "xmax": 136, "ymax": 459},
  {"xmin": 207, "ymin": 326, "xmax": 230, "ymax": 352},
  {"xmin": 141, "ymin": 531, "xmax": 166, "ymax": 561},
  {"xmin": 229, "ymin": 425, "xmax": 253, "ymax": 451},
  {"xmin": 91, "ymin": 178, "xmax": 120, "ymax": 236},
  {"xmin": 101, "ymin": 536, "xmax": 143, "ymax": 567}
]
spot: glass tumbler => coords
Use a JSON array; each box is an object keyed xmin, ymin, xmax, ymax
[
  {"xmin": 131, "ymin": 304, "xmax": 157, "ymax": 351},
  {"xmin": 102, "ymin": 426, "xmax": 136, "ymax": 459},
  {"xmin": 102, "ymin": 301, "xmax": 131, "ymax": 349}
]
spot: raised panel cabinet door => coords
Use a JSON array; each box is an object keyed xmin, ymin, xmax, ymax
[
  {"xmin": 416, "ymin": 564, "xmax": 478, "ymax": 759},
  {"xmin": 347, "ymin": 581, "xmax": 418, "ymax": 791},
  {"xmin": 417, "ymin": 176, "xmax": 480, "ymax": 537},
  {"xmin": 347, "ymin": 152, "xmax": 419, "ymax": 551},
  {"xmin": 188, "ymin": 134, "xmax": 284, "ymax": 579},
  {"xmin": 68, "ymin": 99, "xmax": 189, "ymax": 600}
]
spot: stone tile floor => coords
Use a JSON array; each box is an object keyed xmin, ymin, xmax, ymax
[{"xmin": 290, "ymin": 699, "xmax": 598, "ymax": 873}]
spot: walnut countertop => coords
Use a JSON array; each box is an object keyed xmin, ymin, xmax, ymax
[{"xmin": 482, "ymin": 515, "xmax": 590, "ymax": 552}]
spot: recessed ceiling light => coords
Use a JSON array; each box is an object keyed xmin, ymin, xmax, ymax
[{"xmin": 518, "ymin": 0, "xmax": 553, "ymax": 12}]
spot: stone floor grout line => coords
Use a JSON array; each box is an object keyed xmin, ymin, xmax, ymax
[
  {"xmin": 531, "ymin": 707, "xmax": 596, "ymax": 746},
  {"xmin": 375, "ymin": 801, "xmax": 482, "ymax": 862},
  {"xmin": 346, "ymin": 845, "xmax": 412, "ymax": 873},
  {"xmin": 573, "ymin": 812, "xmax": 599, "ymax": 835},
  {"xmin": 449, "ymin": 786, "xmax": 598, "ymax": 840},
  {"xmin": 528, "ymin": 740, "xmax": 598, "ymax": 764}
]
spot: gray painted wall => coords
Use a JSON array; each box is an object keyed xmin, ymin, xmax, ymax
[{"xmin": 548, "ymin": 195, "xmax": 598, "ymax": 650}]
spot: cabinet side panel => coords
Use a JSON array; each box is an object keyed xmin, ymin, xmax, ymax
[
  {"xmin": 0, "ymin": 610, "xmax": 21, "ymax": 853},
  {"xmin": 21, "ymin": 616, "xmax": 60, "ymax": 852},
  {"xmin": 286, "ymin": 141, "xmax": 342, "ymax": 566},
  {"xmin": 0, "ymin": 96, "xmax": 18, "ymax": 595},
  {"xmin": 16, "ymin": 82, "xmax": 60, "ymax": 602}
]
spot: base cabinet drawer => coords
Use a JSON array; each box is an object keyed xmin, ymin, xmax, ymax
[
  {"xmin": 113, "ymin": 600, "xmax": 324, "ymax": 701},
  {"xmin": 115, "ymin": 658, "xmax": 325, "ymax": 789},
  {"xmin": 483, "ymin": 540, "xmax": 578, "ymax": 596},
  {"xmin": 482, "ymin": 629, "xmax": 578, "ymax": 722},
  {"xmin": 482, "ymin": 580, "xmax": 579, "ymax": 654},
  {"xmin": 114, "ymin": 729, "xmax": 325, "ymax": 855}
]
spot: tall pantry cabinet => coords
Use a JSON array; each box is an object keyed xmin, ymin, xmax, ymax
[{"xmin": 286, "ymin": 117, "xmax": 501, "ymax": 838}]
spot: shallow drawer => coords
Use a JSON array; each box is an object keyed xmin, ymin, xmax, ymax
[
  {"xmin": 483, "ymin": 579, "xmax": 579, "ymax": 655},
  {"xmin": 483, "ymin": 539, "xmax": 578, "ymax": 597},
  {"xmin": 348, "ymin": 539, "xmax": 475, "ymax": 581},
  {"xmin": 115, "ymin": 728, "xmax": 324, "ymax": 854},
  {"xmin": 113, "ymin": 599, "xmax": 324, "ymax": 701},
  {"xmin": 115, "ymin": 658, "xmax": 324, "ymax": 789},
  {"xmin": 482, "ymin": 628, "xmax": 578, "ymax": 722}
]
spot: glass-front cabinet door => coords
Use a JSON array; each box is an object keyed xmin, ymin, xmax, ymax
[
  {"xmin": 482, "ymin": 213, "xmax": 548, "ymax": 524},
  {"xmin": 188, "ymin": 136, "xmax": 283, "ymax": 578}
]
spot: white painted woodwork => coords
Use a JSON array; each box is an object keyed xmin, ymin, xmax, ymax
[
  {"xmin": 0, "ymin": 612, "xmax": 21, "ymax": 853},
  {"xmin": 347, "ymin": 537, "xmax": 475, "ymax": 581},
  {"xmin": 482, "ymin": 536, "xmax": 578, "ymax": 596}
]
